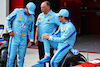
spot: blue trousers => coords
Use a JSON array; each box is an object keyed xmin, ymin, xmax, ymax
[
  {"xmin": 43, "ymin": 39, "xmax": 73, "ymax": 67},
  {"xmin": 7, "ymin": 34, "xmax": 27, "ymax": 67}
]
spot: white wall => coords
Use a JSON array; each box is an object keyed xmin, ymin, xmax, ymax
[{"xmin": 0, "ymin": 0, "xmax": 9, "ymax": 33}]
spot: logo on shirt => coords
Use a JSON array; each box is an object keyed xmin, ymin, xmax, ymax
[
  {"xmin": 29, "ymin": 16, "xmax": 31, "ymax": 20},
  {"xmin": 39, "ymin": 18, "xmax": 42, "ymax": 21},
  {"xmin": 20, "ymin": 23, "xmax": 26, "ymax": 30},
  {"xmin": 64, "ymin": 25, "xmax": 67, "ymax": 29},
  {"xmin": 33, "ymin": 8, "xmax": 35, "ymax": 10},
  {"xmin": 20, "ymin": 13, "xmax": 23, "ymax": 16},
  {"xmin": 49, "ymin": 16, "xmax": 51, "ymax": 18},
  {"xmin": 19, "ymin": 17, "xmax": 22, "ymax": 20}
]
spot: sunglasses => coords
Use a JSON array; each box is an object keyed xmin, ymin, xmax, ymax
[{"xmin": 59, "ymin": 16, "xmax": 63, "ymax": 17}]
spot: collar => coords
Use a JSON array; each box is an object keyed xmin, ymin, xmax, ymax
[
  {"xmin": 62, "ymin": 20, "xmax": 70, "ymax": 24},
  {"xmin": 24, "ymin": 9, "xmax": 32, "ymax": 16},
  {"xmin": 24, "ymin": 9, "xmax": 27, "ymax": 15},
  {"xmin": 43, "ymin": 10, "xmax": 53, "ymax": 17}
]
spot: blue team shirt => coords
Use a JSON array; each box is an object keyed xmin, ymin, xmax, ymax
[
  {"xmin": 51, "ymin": 20, "xmax": 76, "ymax": 45},
  {"xmin": 36, "ymin": 10, "xmax": 61, "ymax": 42}
]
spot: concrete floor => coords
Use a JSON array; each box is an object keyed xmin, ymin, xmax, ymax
[
  {"xmin": 23, "ymin": 34, "xmax": 100, "ymax": 67},
  {"xmin": 74, "ymin": 34, "xmax": 100, "ymax": 52},
  {"xmin": 23, "ymin": 48, "xmax": 100, "ymax": 67}
]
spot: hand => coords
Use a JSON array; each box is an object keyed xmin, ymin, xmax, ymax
[
  {"xmin": 34, "ymin": 39, "xmax": 38, "ymax": 46},
  {"xmin": 27, "ymin": 42, "xmax": 33, "ymax": 47},
  {"xmin": 9, "ymin": 31, "xmax": 14, "ymax": 36},
  {"xmin": 42, "ymin": 33, "xmax": 49, "ymax": 39}
]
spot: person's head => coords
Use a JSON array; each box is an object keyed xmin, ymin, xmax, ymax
[
  {"xmin": 40, "ymin": 1, "xmax": 51, "ymax": 14},
  {"xmin": 57, "ymin": 9, "xmax": 69, "ymax": 22},
  {"xmin": 25, "ymin": 2, "xmax": 36, "ymax": 15}
]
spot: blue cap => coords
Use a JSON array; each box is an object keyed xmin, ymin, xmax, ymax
[
  {"xmin": 56, "ymin": 9, "xmax": 69, "ymax": 17},
  {"xmin": 26, "ymin": 2, "xmax": 36, "ymax": 15}
]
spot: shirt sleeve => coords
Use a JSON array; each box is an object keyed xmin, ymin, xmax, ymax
[
  {"xmin": 36, "ymin": 14, "xmax": 41, "ymax": 26},
  {"xmin": 28, "ymin": 16, "xmax": 34, "ymax": 42},
  {"xmin": 5, "ymin": 8, "xmax": 18, "ymax": 32},
  {"xmin": 50, "ymin": 26, "xmax": 75, "ymax": 43}
]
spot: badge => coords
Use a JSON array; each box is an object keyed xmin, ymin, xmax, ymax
[
  {"xmin": 39, "ymin": 18, "xmax": 42, "ymax": 21},
  {"xmin": 64, "ymin": 25, "xmax": 67, "ymax": 29},
  {"xmin": 20, "ymin": 13, "xmax": 23, "ymax": 16},
  {"xmin": 29, "ymin": 16, "xmax": 31, "ymax": 20},
  {"xmin": 20, "ymin": 23, "xmax": 26, "ymax": 30},
  {"xmin": 71, "ymin": 49, "xmax": 79, "ymax": 55},
  {"xmin": 49, "ymin": 16, "xmax": 51, "ymax": 18},
  {"xmin": 19, "ymin": 17, "xmax": 22, "ymax": 20},
  {"xmin": 33, "ymin": 8, "xmax": 35, "ymax": 10}
]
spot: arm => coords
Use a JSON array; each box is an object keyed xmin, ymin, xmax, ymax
[
  {"xmin": 43, "ymin": 26, "xmax": 76, "ymax": 43},
  {"xmin": 34, "ymin": 15, "xmax": 40, "ymax": 46},
  {"xmin": 5, "ymin": 9, "xmax": 18, "ymax": 36},
  {"xmin": 27, "ymin": 17, "xmax": 34, "ymax": 47},
  {"xmin": 42, "ymin": 26, "xmax": 61, "ymax": 39},
  {"xmin": 34, "ymin": 26, "xmax": 38, "ymax": 46},
  {"xmin": 51, "ymin": 27, "xmax": 76, "ymax": 43}
]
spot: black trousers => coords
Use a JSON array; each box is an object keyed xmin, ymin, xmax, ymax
[{"xmin": 38, "ymin": 41, "xmax": 54, "ymax": 67}]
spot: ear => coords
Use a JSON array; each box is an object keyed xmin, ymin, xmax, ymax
[{"xmin": 48, "ymin": 6, "xmax": 50, "ymax": 9}]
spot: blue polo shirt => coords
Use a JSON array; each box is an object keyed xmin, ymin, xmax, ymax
[{"xmin": 36, "ymin": 10, "xmax": 61, "ymax": 42}]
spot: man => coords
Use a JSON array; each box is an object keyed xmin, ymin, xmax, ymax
[
  {"xmin": 34, "ymin": 1, "xmax": 61, "ymax": 66},
  {"xmin": 5, "ymin": 2, "xmax": 36, "ymax": 67},
  {"xmin": 41, "ymin": 9, "xmax": 76, "ymax": 67}
]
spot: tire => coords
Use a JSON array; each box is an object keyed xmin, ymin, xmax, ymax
[
  {"xmin": 58, "ymin": 53, "xmax": 87, "ymax": 67},
  {"xmin": 1, "ymin": 48, "xmax": 8, "ymax": 67},
  {"xmin": 1, "ymin": 48, "xmax": 17, "ymax": 67}
]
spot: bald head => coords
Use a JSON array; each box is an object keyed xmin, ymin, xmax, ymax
[{"xmin": 41, "ymin": 1, "xmax": 51, "ymax": 14}]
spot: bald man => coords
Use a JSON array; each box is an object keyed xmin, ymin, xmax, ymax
[{"xmin": 34, "ymin": 1, "xmax": 61, "ymax": 67}]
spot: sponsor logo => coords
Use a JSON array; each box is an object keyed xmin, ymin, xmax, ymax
[
  {"xmin": 39, "ymin": 18, "xmax": 42, "ymax": 21},
  {"xmin": 20, "ymin": 23, "xmax": 26, "ymax": 30},
  {"xmin": 29, "ymin": 16, "xmax": 31, "ymax": 20},
  {"xmin": 33, "ymin": 8, "xmax": 35, "ymax": 10},
  {"xmin": 19, "ymin": 17, "xmax": 22, "ymax": 20},
  {"xmin": 49, "ymin": 16, "xmax": 51, "ymax": 18}
]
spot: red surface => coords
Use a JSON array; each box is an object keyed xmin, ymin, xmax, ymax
[
  {"xmin": 60, "ymin": 0, "xmax": 100, "ymax": 34},
  {"xmin": 74, "ymin": 58, "xmax": 100, "ymax": 67},
  {"xmin": 10, "ymin": 0, "xmax": 24, "ymax": 12}
]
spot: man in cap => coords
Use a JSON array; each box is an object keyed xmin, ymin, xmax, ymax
[
  {"xmin": 5, "ymin": 2, "xmax": 36, "ymax": 67},
  {"xmin": 41, "ymin": 9, "xmax": 76, "ymax": 67}
]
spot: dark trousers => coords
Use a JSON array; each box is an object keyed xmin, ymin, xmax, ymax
[{"xmin": 38, "ymin": 41, "xmax": 54, "ymax": 67}]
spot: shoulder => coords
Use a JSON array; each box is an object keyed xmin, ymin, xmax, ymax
[
  {"xmin": 66, "ymin": 22, "xmax": 75, "ymax": 29},
  {"xmin": 14, "ymin": 8, "xmax": 23, "ymax": 11},
  {"xmin": 49, "ymin": 10, "xmax": 55, "ymax": 16},
  {"xmin": 50, "ymin": 11, "xmax": 58, "ymax": 19},
  {"xmin": 38, "ymin": 13, "xmax": 43, "ymax": 17},
  {"xmin": 13, "ymin": 8, "xmax": 24, "ymax": 13}
]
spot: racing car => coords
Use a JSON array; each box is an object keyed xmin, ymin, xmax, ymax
[
  {"xmin": 0, "ymin": 25, "xmax": 9, "ymax": 67},
  {"xmin": 0, "ymin": 25, "xmax": 18, "ymax": 67}
]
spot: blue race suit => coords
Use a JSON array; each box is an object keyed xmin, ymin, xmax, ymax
[
  {"xmin": 36, "ymin": 10, "xmax": 61, "ymax": 42},
  {"xmin": 43, "ymin": 20, "xmax": 76, "ymax": 67},
  {"xmin": 5, "ymin": 8, "xmax": 34, "ymax": 67}
]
